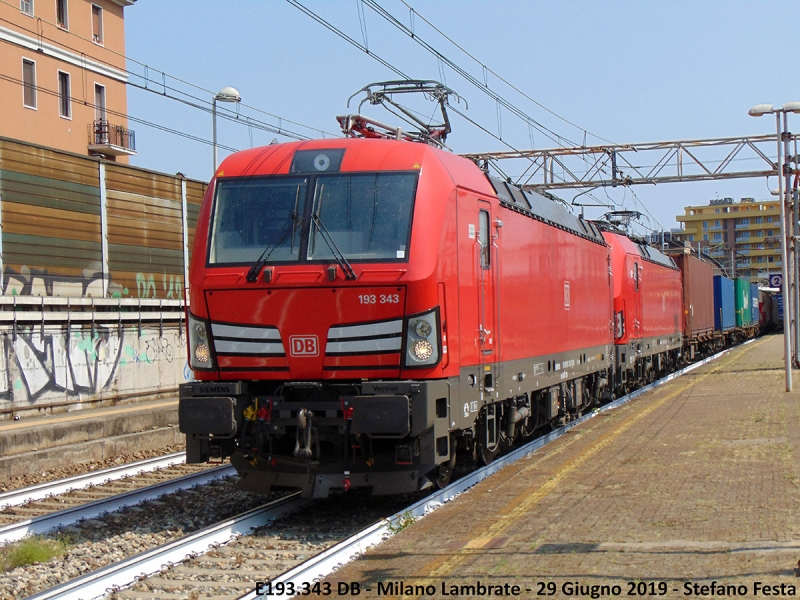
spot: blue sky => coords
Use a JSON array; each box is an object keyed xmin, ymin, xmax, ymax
[{"xmin": 125, "ymin": 1, "xmax": 800, "ymax": 233}]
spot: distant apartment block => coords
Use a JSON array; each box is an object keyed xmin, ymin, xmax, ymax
[
  {"xmin": 675, "ymin": 197, "xmax": 781, "ymax": 281},
  {"xmin": 0, "ymin": 0, "xmax": 136, "ymax": 161}
]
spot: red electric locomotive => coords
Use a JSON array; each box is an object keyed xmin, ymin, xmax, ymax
[
  {"xmin": 602, "ymin": 225, "xmax": 683, "ymax": 391},
  {"xmin": 179, "ymin": 116, "xmax": 618, "ymax": 497}
]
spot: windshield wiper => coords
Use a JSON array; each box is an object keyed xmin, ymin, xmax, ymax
[
  {"xmin": 311, "ymin": 214, "xmax": 357, "ymax": 280},
  {"xmin": 245, "ymin": 212, "xmax": 297, "ymax": 283},
  {"xmin": 311, "ymin": 183, "xmax": 357, "ymax": 280},
  {"xmin": 245, "ymin": 186, "xmax": 302, "ymax": 283}
]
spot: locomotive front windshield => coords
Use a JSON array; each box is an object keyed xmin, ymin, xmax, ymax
[{"xmin": 209, "ymin": 172, "xmax": 417, "ymax": 265}]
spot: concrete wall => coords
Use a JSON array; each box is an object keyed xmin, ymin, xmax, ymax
[{"xmin": 0, "ymin": 321, "xmax": 189, "ymax": 417}]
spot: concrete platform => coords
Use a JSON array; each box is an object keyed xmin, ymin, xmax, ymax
[
  {"xmin": 0, "ymin": 397, "xmax": 179, "ymax": 480},
  {"xmin": 330, "ymin": 335, "xmax": 800, "ymax": 598}
]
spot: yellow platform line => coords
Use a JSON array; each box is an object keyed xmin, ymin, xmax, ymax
[
  {"xmin": 0, "ymin": 399, "xmax": 178, "ymax": 432},
  {"xmin": 401, "ymin": 340, "xmax": 766, "ymax": 598}
]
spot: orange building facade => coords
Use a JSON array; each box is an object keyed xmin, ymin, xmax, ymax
[{"xmin": 0, "ymin": 0, "xmax": 135, "ymax": 162}]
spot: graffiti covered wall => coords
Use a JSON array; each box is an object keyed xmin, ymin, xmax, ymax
[{"xmin": 0, "ymin": 322, "xmax": 188, "ymax": 412}]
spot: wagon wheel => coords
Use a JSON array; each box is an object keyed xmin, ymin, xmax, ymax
[
  {"xmin": 434, "ymin": 452, "xmax": 457, "ymax": 489},
  {"xmin": 478, "ymin": 443, "xmax": 499, "ymax": 465}
]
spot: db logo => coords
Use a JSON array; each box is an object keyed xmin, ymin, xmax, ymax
[{"xmin": 289, "ymin": 335, "xmax": 319, "ymax": 357}]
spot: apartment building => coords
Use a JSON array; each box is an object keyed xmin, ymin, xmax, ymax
[
  {"xmin": 0, "ymin": 0, "xmax": 136, "ymax": 161},
  {"xmin": 675, "ymin": 197, "xmax": 781, "ymax": 281}
]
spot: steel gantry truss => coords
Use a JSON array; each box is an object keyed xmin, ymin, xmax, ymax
[{"xmin": 461, "ymin": 133, "xmax": 796, "ymax": 190}]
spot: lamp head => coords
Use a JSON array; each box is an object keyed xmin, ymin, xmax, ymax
[
  {"xmin": 215, "ymin": 86, "xmax": 241, "ymax": 103},
  {"xmin": 748, "ymin": 104, "xmax": 775, "ymax": 117}
]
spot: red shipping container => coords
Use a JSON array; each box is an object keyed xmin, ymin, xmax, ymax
[{"xmin": 672, "ymin": 252, "xmax": 715, "ymax": 338}]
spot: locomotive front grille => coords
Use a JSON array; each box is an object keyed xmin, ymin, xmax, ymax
[
  {"xmin": 323, "ymin": 318, "xmax": 403, "ymax": 372},
  {"xmin": 211, "ymin": 323, "xmax": 286, "ymax": 356}
]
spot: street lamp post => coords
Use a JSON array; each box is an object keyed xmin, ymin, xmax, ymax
[
  {"xmin": 212, "ymin": 86, "xmax": 241, "ymax": 171},
  {"xmin": 749, "ymin": 102, "xmax": 800, "ymax": 391}
]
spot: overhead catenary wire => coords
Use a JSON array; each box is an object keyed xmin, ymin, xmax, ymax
[
  {"xmin": 285, "ymin": 0, "xmax": 410, "ymax": 80},
  {"xmin": 361, "ymin": 0, "xmax": 586, "ymax": 150},
  {"xmin": 285, "ymin": 1, "xmax": 542, "ymax": 168},
  {"xmin": 398, "ymin": 0, "xmax": 618, "ymax": 147}
]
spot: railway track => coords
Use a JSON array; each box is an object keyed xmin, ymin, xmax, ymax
[
  {"xmin": 0, "ymin": 453, "xmax": 188, "ymax": 510},
  {"xmin": 0, "ymin": 464, "xmax": 235, "ymax": 545},
  {"xmin": 13, "ymin": 347, "xmax": 732, "ymax": 600}
]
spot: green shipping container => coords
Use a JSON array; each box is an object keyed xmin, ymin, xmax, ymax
[{"xmin": 734, "ymin": 277, "xmax": 751, "ymax": 327}]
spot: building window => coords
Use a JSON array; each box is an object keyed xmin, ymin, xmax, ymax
[
  {"xmin": 714, "ymin": 208, "xmax": 720, "ymax": 213},
  {"xmin": 91, "ymin": 4, "xmax": 103, "ymax": 43},
  {"xmin": 755, "ymin": 217, "xmax": 763, "ymax": 224},
  {"xmin": 22, "ymin": 58, "xmax": 36, "ymax": 108},
  {"xmin": 20, "ymin": 0, "xmax": 33, "ymax": 15},
  {"xmin": 703, "ymin": 234, "xmax": 708, "ymax": 241},
  {"xmin": 702, "ymin": 221, "xmax": 708, "ymax": 230},
  {"xmin": 713, "ymin": 233, "xmax": 722, "ymax": 241},
  {"xmin": 767, "ymin": 216, "xmax": 774, "ymax": 223},
  {"xmin": 688, "ymin": 235, "xmax": 694, "ymax": 242},
  {"xmin": 58, "ymin": 71, "xmax": 71, "ymax": 118},
  {"xmin": 56, "ymin": 0, "xmax": 68, "ymax": 28},
  {"xmin": 94, "ymin": 83, "xmax": 106, "ymax": 121},
  {"xmin": 715, "ymin": 220, "xmax": 720, "ymax": 226},
  {"xmin": 767, "ymin": 230, "xmax": 774, "ymax": 236}
]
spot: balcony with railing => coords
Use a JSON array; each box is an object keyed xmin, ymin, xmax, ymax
[{"xmin": 87, "ymin": 120, "xmax": 136, "ymax": 156}]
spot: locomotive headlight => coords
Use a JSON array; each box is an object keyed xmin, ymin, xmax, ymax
[
  {"xmin": 412, "ymin": 340, "xmax": 434, "ymax": 360},
  {"xmin": 194, "ymin": 343, "xmax": 210, "ymax": 364},
  {"xmin": 188, "ymin": 313, "xmax": 215, "ymax": 370},
  {"xmin": 404, "ymin": 308, "xmax": 440, "ymax": 368}
]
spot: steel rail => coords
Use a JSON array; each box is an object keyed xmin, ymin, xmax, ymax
[
  {"xmin": 243, "ymin": 346, "xmax": 736, "ymax": 599},
  {"xmin": 0, "ymin": 464, "xmax": 235, "ymax": 546},
  {"xmin": 27, "ymin": 493, "xmax": 311, "ymax": 600},
  {"xmin": 0, "ymin": 452, "xmax": 186, "ymax": 510}
]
